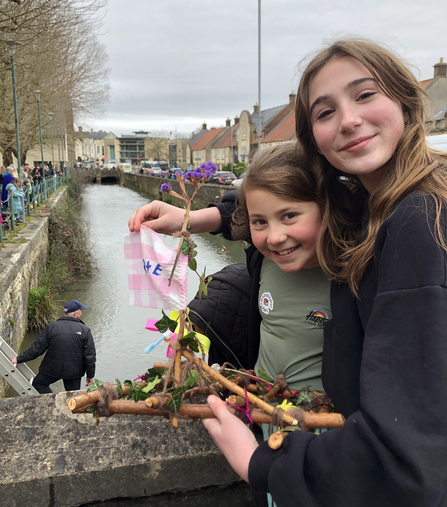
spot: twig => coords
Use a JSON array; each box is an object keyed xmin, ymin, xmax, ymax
[
  {"xmin": 67, "ymin": 382, "xmax": 146, "ymax": 411},
  {"xmin": 71, "ymin": 400, "xmax": 344, "ymax": 428},
  {"xmin": 180, "ymin": 349, "xmax": 299, "ymax": 427}
]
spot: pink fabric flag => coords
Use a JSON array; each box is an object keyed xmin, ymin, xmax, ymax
[{"xmin": 124, "ymin": 227, "xmax": 188, "ymax": 311}]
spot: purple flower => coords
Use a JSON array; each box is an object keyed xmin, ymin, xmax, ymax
[
  {"xmin": 205, "ymin": 162, "xmax": 217, "ymax": 174},
  {"xmin": 160, "ymin": 183, "xmax": 172, "ymax": 193},
  {"xmin": 184, "ymin": 171, "xmax": 194, "ymax": 181},
  {"xmin": 204, "ymin": 169, "xmax": 212, "ymax": 179},
  {"xmin": 174, "ymin": 169, "xmax": 183, "ymax": 175},
  {"xmin": 193, "ymin": 169, "xmax": 204, "ymax": 178}
]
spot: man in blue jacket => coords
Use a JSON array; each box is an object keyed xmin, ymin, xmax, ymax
[{"xmin": 12, "ymin": 300, "xmax": 96, "ymax": 394}]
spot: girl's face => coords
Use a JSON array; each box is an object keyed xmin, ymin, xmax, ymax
[
  {"xmin": 309, "ymin": 56, "xmax": 405, "ymax": 192},
  {"xmin": 246, "ymin": 189, "xmax": 321, "ymax": 272}
]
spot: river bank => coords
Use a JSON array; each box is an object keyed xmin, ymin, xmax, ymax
[
  {"xmin": 15, "ymin": 183, "xmax": 246, "ymax": 393},
  {"xmin": 0, "ymin": 187, "xmax": 67, "ymax": 397}
]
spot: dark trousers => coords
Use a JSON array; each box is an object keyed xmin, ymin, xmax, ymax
[{"xmin": 32, "ymin": 372, "xmax": 81, "ymax": 394}]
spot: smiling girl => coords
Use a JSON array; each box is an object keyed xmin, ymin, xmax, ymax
[{"xmin": 228, "ymin": 144, "xmax": 330, "ymax": 392}]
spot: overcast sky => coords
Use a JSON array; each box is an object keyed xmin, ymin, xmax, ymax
[{"xmin": 87, "ymin": 0, "xmax": 447, "ymax": 138}]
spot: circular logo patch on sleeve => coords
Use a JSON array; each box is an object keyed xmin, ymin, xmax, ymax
[{"xmin": 259, "ymin": 291, "xmax": 274, "ymax": 314}]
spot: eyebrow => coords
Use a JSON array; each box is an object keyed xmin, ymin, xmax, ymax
[
  {"xmin": 309, "ymin": 77, "xmax": 376, "ymax": 117},
  {"xmin": 249, "ymin": 207, "xmax": 300, "ymax": 220}
]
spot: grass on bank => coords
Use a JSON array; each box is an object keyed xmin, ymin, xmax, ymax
[{"xmin": 27, "ymin": 175, "xmax": 93, "ymax": 330}]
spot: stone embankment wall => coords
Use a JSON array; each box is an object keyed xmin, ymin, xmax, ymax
[
  {"xmin": 0, "ymin": 392, "xmax": 264, "ymax": 507},
  {"xmin": 0, "ymin": 188, "xmax": 67, "ymax": 397},
  {"xmin": 122, "ymin": 173, "xmax": 231, "ymax": 209}
]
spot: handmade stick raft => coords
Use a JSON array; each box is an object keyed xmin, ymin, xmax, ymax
[{"xmin": 67, "ymin": 344, "xmax": 345, "ymax": 450}]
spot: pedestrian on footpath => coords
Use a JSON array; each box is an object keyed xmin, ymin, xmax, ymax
[{"xmin": 12, "ymin": 300, "xmax": 96, "ymax": 394}]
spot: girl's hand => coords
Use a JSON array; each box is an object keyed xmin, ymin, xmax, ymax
[
  {"xmin": 128, "ymin": 202, "xmax": 222, "ymax": 235},
  {"xmin": 202, "ymin": 395, "xmax": 259, "ymax": 482},
  {"xmin": 128, "ymin": 201, "xmax": 186, "ymax": 234}
]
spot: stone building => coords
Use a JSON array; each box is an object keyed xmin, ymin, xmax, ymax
[
  {"xmin": 187, "ymin": 123, "xmax": 229, "ymax": 170},
  {"xmin": 211, "ymin": 118, "xmax": 238, "ymax": 170},
  {"xmin": 422, "ymin": 58, "xmax": 447, "ymax": 134}
]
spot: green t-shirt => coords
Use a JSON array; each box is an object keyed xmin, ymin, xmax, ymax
[{"xmin": 255, "ymin": 258, "xmax": 331, "ymax": 391}]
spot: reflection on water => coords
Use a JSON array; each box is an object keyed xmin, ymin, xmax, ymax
[{"xmin": 17, "ymin": 183, "xmax": 246, "ymax": 394}]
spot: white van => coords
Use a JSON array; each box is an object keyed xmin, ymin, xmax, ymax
[
  {"xmin": 118, "ymin": 163, "xmax": 132, "ymax": 173},
  {"xmin": 426, "ymin": 134, "xmax": 447, "ymax": 152}
]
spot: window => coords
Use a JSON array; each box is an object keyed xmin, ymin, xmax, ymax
[
  {"xmin": 241, "ymin": 146, "xmax": 247, "ymax": 162},
  {"xmin": 242, "ymin": 128, "xmax": 246, "ymax": 140},
  {"xmin": 236, "ymin": 129, "xmax": 239, "ymax": 141}
]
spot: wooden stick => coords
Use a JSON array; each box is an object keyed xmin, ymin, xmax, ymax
[
  {"xmin": 145, "ymin": 396, "xmax": 170, "ymax": 408},
  {"xmin": 174, "ymin": 309, "xmax": 186, "ymax": 383},
  {"xmin": 67, "ymin": 382, "xmax": 147, "ymax": 411},
  {"xmin": 181, "ymin": 349, "xmax": 299, "ymax": 427},
  {"xmin": 303, "ymin": 411, "xmax": 344, "ymax": 428},
  {"xmin": 246, "ymin": 383, "xmax": 269, "ymax": 394},
  {"xmin": 153, "ymin": 362, "xmax": 170, "ymax": 369},
  {"xmin": 76, "ymin": 400, "xmax": 343, "ymax": 428},
  {"xmin": 263, "ymin": 382, "xmax": 282, "ymax": 400},
  {"xmin": 227, "ymin": 394, "xmax": 247, "ymax": 407},
  {"xmin": 268, "ymin": 431, "xmax": 287, "ymax": 450},
  {"xmin": 152, "ymin": 361, "xmax": 189, "ymax": 369}
]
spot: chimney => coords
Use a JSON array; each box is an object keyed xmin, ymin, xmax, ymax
[
  {"xmin": 202, "ymin": 122, "xmax": 207, "ymax": 130},
  {"xmin": 289, "ymin": 91, "xmax": 296, "ymax": 105},
  {"xmin": 226, "ymin": 117, "xmax": 231, "ymax": 127},
  {"xmin": 78, "ymin": 126, "xmax": 83, "ymax": 132},
  {"xmin": 253, "ymin": 103, "xmax": 259, "ymax": 113},
  {"xmin": 234, "ymin": 115, "xmax": 239, "ymax": 125},
  {"xmin": 434, "ymin": 58, "xmax": 447, "ymax": 78}
]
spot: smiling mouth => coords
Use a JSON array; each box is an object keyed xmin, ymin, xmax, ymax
[
  {"xmin": 274, "ymin": 246, "xmax": 298, "ymax": 256},
  {"xmin": 340, "ymin": 135, "xmax": 375, "ymax": 151}
]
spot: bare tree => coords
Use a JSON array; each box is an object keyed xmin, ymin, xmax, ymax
[
  {"xmin": 145, "ymin": 135, "xmax": 169, "ymax": 162},
  {"xmin": 0, "ymin": 0, "xmax": 109, "ymax": 165}
]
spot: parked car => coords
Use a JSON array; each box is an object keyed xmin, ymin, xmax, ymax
[
  {"xmin": 211, "ymin": 171, "xmax": 237, "ymax": 185},
  {"xmin": 231, "ymin": 172, "xmax": 246, "ymax": 188}
]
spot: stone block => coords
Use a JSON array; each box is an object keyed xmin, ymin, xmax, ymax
[{"xmin": 0, "ymin": 392, "xmax": 259, "ymax": 507}]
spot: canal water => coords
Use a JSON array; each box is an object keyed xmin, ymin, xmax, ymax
[{"xmin": 17, "ymin": 183, "xmax": 246, "ymax": 393}]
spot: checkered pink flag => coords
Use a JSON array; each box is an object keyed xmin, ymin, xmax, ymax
[{"xmin": 124, "ymin": 227, "xmax": 188, "ymax": 311}]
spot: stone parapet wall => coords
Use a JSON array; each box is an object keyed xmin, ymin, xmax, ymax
[
  {"xmin": 0, "ymin": 188, "xmax": 67, "ymax": 397},
  {"xmin": 122, "ymin": 173, "xmax": 230, "ymax": 209},
  {"xmin": 0, "ymin": 392, "xmax": 263, "ymax": 507}
]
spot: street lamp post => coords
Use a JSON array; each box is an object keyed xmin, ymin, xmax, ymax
[
  {"xmin": 4, "ymin": 40, "xmax": 22, "ymax": 178},
  {"xmin": 257, "ymin": 0, "xmax": 262, "ymax": 150},
  {"xmin": 34, "ymin": 90, "xmax": 47, "ymax": 198},
  {"xmin": 48, "ymin": 112, "xmax": 55, "ymax": 170},
  {"xmin": 57, "ymin": 126, "xmax": 62, "ymax": 172}
]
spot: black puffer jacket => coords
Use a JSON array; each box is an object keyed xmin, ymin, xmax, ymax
[
  {"xmin": 188, "ymin": 263, "xmax": 251, "ymax": 368},
  {"xmin": 18, "ymin": 316, "xmax": 96, "ymax": 379}
]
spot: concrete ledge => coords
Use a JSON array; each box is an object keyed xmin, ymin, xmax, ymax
[{"xmin": 0, "ymin": 392, "xmax": 262, "ymax": 507}]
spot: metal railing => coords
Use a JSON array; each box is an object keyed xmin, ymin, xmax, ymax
[{"xmin": 1, "ymin": 171, "xmax": 68, "ymax": 241}]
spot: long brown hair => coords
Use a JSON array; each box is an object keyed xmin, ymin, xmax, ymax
[
  {"xmin": 295, "ymin": 38, "xmax": 447, "ymax": 295},
  {"xmin": 232, "ymin": 143, "xmax": 322, "ymax": 241}
]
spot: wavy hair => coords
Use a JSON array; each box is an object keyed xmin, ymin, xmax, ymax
[
  {"xmin": 231, "ymin": 143, "xmax": 323, "ymax": 241},
  {"xmin": 295, "ymin": 38, "xmax": 447, "ymax": 295}
]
